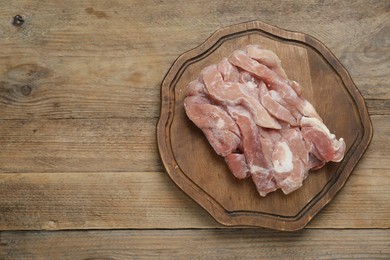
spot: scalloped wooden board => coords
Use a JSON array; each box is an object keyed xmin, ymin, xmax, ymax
[{"xmin": 157, "ymin": 21, "xmax": 373, "ymax": 231}]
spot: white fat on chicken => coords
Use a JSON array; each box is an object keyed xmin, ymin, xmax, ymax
[
  {"xmin": 216, "ymin": 118, "xmax": 225, "ymax": 129},
  {"xmin": 245, "ymin": 80, "xmax": 257, "ymax": 90},
  {"xmin": 300, "ymin": 116, "xmax": 335, "ymax": 139},
  {"xmin": 301, "ymin": 116, "xmax": 345, "ymax": 161},
  {"xmin": 249, "ymin": 165, "xmax": 271, "ymax": 175},
  {"xmin": 301, "ymin": 100, "xmax": 321, "ymax": 120},
  {"xmin": 272, "ymin": 141, "xmax": 294, "ymax": 173}
]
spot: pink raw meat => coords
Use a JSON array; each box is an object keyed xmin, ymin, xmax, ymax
[
  {"xmin": 233, "ymin": 112, "xmax": 276, "ymax": 196},
  {"xmin": 246, "ymin": 45, "xmax": 288, "ymax": 80},
  {"xmin": 184, "ymin": 96, "xmax": 241, "ymax": 157},
  {"xmin": 218, "ymin": 58, "xmax": 240, "ymax": 82},
  {"xmin": 289, "ymin": 80, "xmax": 302, "ymax": 96},
  {"xmin": 229, "ymin": 50, "xmax": 322, "ymax": 120},
  {"xmin": 201, "ymin": 65, "xmax": 281, "ymax": 129},
  {"xmin": 225, "ymin": 105, "xmax": 277, "ymax": 196},
  {"xmin": 225, "ymin": 153, "xmax": 250, "ymax": 180},
  {"xmin": 258, "ymin": 81, "xmax": 297, "ymax": 126},
  {"xmin": 268, "ymin": 90, "xmax": 303, "ymax": 121},
  {"xmin": 184, "ymin": 45, "xmax": 346, "ymax": 196},
  {"xmin": 301, "ymin": 117, "xmax": 346, "ymax": 162},
  {"xmin": 271, "ymin": 128, "xmax": 313, "ymax": 194},
  {"xmin": 186, "ymin": 79, "xmax": 206, "ymax": 97}
]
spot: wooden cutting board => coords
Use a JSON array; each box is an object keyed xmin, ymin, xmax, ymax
[{"xmin": 157, "ymin": 21, "xmax": 372, "ymax": 231}]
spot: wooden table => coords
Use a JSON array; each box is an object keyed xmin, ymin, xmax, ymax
[{"xmin": 0, "ymin": 1, "xmax": 389, "ymax": 258}]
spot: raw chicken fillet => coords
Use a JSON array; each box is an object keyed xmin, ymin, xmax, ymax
[{"xmin": 183, "ymin": 45, "xmax": 346, "ymax": 196}]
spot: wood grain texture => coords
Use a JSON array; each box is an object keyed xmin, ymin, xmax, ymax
[
  {"xmin": 0, "ymin": 0, "xmax": 388, "ymax": 120},
  {"xmin": 0, "ymin": 0, "xmax": 389, "ymax": 257},
  {"xmin": 157, "ymin": 21, "xmax": 372, "ymax": 230},
  {"xmin": 0, "ymin": 116, "xmax": 388, "ymax": 230},
  {"xmin": 0, "ymin": 118, "xmax": 162, "ymax": 173},
  {"xmin": 0, "ymin": 171, "xmax": 217, "ymax": 230},
  {"xmin": 1, "ymin": 229, "xmax": 389, "ymax": 259}
]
